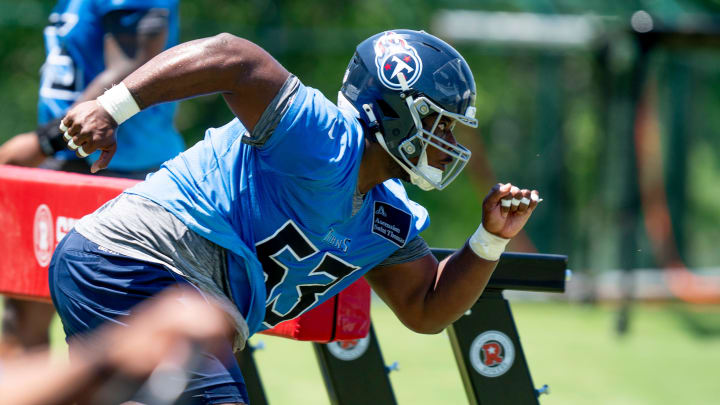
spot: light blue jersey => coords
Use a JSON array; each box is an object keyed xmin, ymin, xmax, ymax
[
  {"xmin": 38, "ymin": 0, "xmax": 184, "ymax": 171},
  {"xmin": 129, "ymin": 79, "xmax": 429, "ymax": 335}
]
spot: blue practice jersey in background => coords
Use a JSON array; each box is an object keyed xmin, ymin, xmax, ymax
[
  {"xmin": 38, "ymin": 0, "xmax": 184, "ymax": 171},
  {"xmin": 129, "ymin": 81, "xmax": 430, "ymax": 335}
]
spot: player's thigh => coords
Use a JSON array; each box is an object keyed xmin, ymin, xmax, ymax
[
  {"xmin": 48, "ymin": 229, "xmax": 174, "ymax": 336},
  {"xmin": 175, "ymin": 352, "xmax": 250, "ymax": 405},
  {"xmin": 49, "ymin": 230, "xmax": 249, "ymax": 404}
]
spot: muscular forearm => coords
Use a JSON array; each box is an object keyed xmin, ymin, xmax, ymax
[
  {"xmin": 419, "ymin": 244, "xmax": 498, "ymax": 333},
  {"xmin": 59, "ymin": 32, "xmax": 288, "ymax": 173},
  {"xmin": 367, "ymin": 187, "xmax": 538, "ymax": 336},
  {"xmin": 368, "ymin": 243, "xmax": 500, "ymax": 335}
]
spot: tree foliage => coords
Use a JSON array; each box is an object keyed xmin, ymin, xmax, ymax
[{"xmin": 4, "ymin": 0, "xmax": 720, "ymax": 272}]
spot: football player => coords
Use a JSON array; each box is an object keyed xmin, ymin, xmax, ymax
[
  {"xmin": 0, "ymin": 0, "xmax": 185, "ymax": 358},
  {"xmin": 52, "ymin": 30, "xmax": 541, "ymax": 404}
]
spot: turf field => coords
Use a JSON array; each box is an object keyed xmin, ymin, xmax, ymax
[
  {"xmin": 13, "ymin": 300, "xmax": 720, "ymax": 404},
  {"xmin": 247, "ymin": 300, "xmax": 720, "ymax": 405}
]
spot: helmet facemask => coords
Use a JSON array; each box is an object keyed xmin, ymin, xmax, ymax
[{"xmin": 377, "ymin": 73, "xmax": 477, "ymax": 191}]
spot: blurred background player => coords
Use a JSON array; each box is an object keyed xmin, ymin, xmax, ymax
[
  {"xmin": 0, "ymin": 0, "xmax": 185, "ymax": 357},
  {"xmin": 0, "ymin": 287, "xmax": 234, "ymax": 405}
]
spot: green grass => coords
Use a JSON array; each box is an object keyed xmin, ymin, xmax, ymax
[
  {"xmin": 6, "ymin": 299, "xmax": 720, "ymax": 404},
  {"xmin": 249, "ymin": 301, "xmax": 720, "ymax": 405}
]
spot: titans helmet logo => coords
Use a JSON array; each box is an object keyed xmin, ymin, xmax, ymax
[{"xmin": 374, "ymin": 32, "xmax": 423, "ymax": 90}]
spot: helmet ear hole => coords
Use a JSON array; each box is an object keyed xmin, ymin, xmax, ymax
[{"xmin": 376, "ymin": 99, "xmax": 399, "ymax": 119}]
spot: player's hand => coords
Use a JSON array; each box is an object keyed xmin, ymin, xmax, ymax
[
  {"xmin": 482, "ymin": 183, "xmax": 541, "ymax": 239},
  {"xmin": 60, "ymin": 100, "xmax": 118, "ymax": 173}
]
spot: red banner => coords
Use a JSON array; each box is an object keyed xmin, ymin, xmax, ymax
[{"xmin": 0, "ymin": 165, "xmax": 369, "ymax": 341}]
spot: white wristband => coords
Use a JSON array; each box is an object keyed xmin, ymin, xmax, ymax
[
  {"xmin": 468, "ymin": 224, "xmax": 510, "ymax": 261},
  {"xmin": 96, "ymin": 83, "xmax": 140, "ymax": 125}
]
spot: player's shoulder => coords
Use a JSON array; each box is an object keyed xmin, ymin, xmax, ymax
[
  {"xmin": 374, "ymin": 179, "xmax": 429, "ymax": 222},
  {"xmin": 285, "ymin": 81, "xmax": 359, "ymax": 132},
  {"xmin": 206, "ymin": 117, "xmax": 246, "ymax": 140}
]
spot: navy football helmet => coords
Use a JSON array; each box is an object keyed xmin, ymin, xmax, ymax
[{"xmin": 339, "ymin": 29, "xmax": 478, "ymax": 190}]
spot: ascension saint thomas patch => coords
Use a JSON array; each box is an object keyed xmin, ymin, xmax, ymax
[{"xmin": 372, "ymin": 201, "xmax": 411, "ymax": 247}]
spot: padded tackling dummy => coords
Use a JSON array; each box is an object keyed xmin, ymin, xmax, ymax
[
  {"xmin": 0, "ymin": 165, "xmax": 370, "ymax": 341},
  {"xmin": 262, "ymin": 277, "xmax": 371, "ymax": 341}
]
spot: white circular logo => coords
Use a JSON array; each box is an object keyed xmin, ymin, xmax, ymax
[
  {"xmin": 326, "ymin": 336, "xmax": 370, "ymax": 361},
  {"xmin": 374, "ymin": 32, "xmax": 423, "ymax": 90},
  {"xmin": 469, "ymin": 330, "xmax": 515, "ymax": 377},
  {"xmin": 33, "ymin": 204, "xmax": 54, "ymax": 267}
]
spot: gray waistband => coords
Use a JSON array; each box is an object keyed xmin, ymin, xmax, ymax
[{"xmin": 75, "ymin": 193, "xmax": 249, "ymax": 349}]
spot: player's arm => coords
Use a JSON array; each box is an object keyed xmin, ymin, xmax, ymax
[
  {"xmin": 60, "ymin": 33, "xmax": 289, "ymax": 172},
  {"xmin": 0, "ymin": 288, "xmax": 232, "ymax": 405},
  {"xmin": 365, "ymin": 183, "xmax": 540, "ymax": 334},
  {"xmin": 0, "ymin": 8, "xmax": 172, "ymax": 166},
  {"xmin": 123, "ymin": 33, "xmax": 290, "ymax": 130}
]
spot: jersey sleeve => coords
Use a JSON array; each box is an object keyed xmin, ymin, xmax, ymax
[
  {"xmin": 245, "ymin": 76, "xmax": 364, "ymax": 188},
  {"xmin": 376, "ymin": 236, "xmax": 431, "ymax": 267}
]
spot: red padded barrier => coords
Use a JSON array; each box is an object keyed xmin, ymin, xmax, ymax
[
  {"xmin": 263, "ymin": 277, "xmax": 371, "ymax": 341},
  {"xmin": 0, "ymin": 166, "xmax": 136, "ymax": 301},
  {"xmin": 0, "ymin": 165, "xmax": 370, "ymax": 341}
]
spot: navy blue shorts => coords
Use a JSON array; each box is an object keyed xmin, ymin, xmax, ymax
[{"xmin": 49, "ymin": 229, "xmax": 249, "ymax": 404}]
